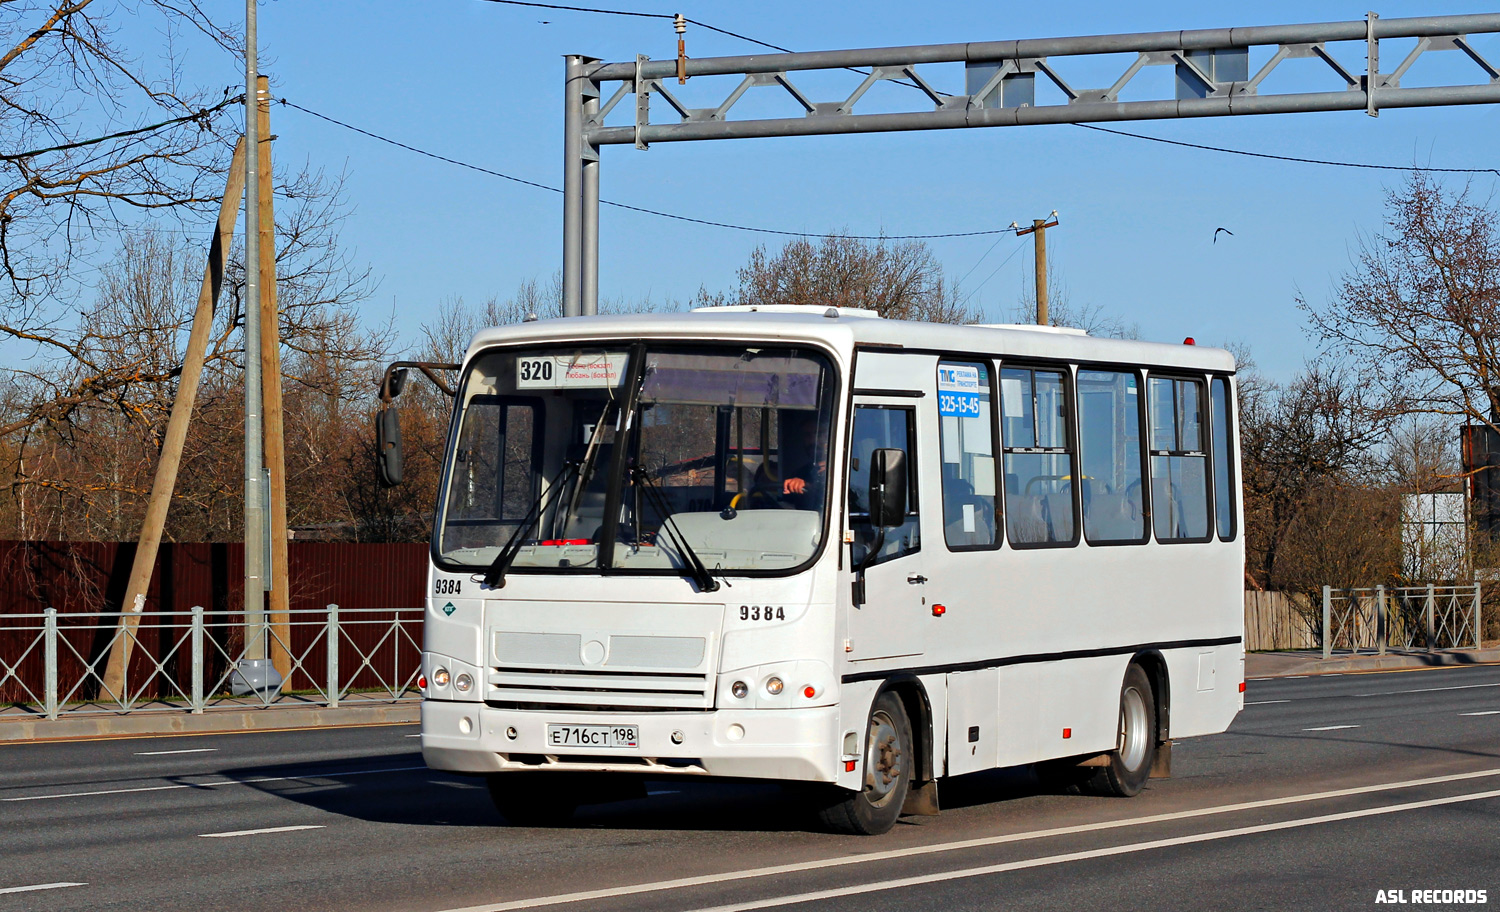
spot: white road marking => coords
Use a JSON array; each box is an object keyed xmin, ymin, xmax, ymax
[
  {"xmin": 406, "ymin": 734, "xmax": 424, "ymax": 738},
  {"xmin": 1245, "ymin": 700, "xmax": 1291, "ymax": 705},
  {"xmin": 2, "ymin": 765, "xmax": 427, "ymax": 802},
  {"xmin": 430, "ymin": 767, "xmax": 1500, "ymax": 912},
  {"xmin": 135, "ymin": 748, "xmax": 219, "ymax": 756},
  {"xmin": 1356, "ymin": 682, "xmax": 1500, "ymax": 698},
  {"xmin": 675, "ymin": 787, "xmax": 1500, "ymax": 912},
  {"xmin": 1461, "ymin": 711, "xmax": 1500, "ymax": 716},
  {"xmin": 0, "ymin": 882, "xmax": 86, "ymax": 896},
  {"xmin": 1303, "ymin": 725, "xmax": 1360, "ymax": 731},
  {"xmin": 200, "ymin": 824, "xmax": 325, "ymax": 839}
]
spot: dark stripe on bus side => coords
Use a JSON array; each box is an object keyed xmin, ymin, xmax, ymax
[
  {"xmin": 840, "ymin": 635, "xmax": 1243, "ymax": 684},
  {"xmin": 852, "ymin": 388, "xmax": 926, "ymax": 398}
]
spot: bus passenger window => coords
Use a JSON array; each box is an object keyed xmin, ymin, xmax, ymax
[
  {"xmin": 1211, "ymin": 377, "xmax": 1236, "ymax": 540},
  {"xmin": 1000, "ymin": 367, "xmax": 1076, "ymax": 545},
  {"xmin": 1148, "ymin": 376, "xmax": 1210, "ymax": 541},
  {"xmin": 848, "ymin": 406, "xmax": 920, "ymax": 565},
  {"xmin": 1077, "ymin": 370, "xmax": 1145, "ymax": 543},
  {"xmin": 938, "ymin": 361, "xmax": 998, "ymax": 549}
]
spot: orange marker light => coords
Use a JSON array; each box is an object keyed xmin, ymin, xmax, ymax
[
  {"xmin": 1239, "ymin": 681, "xmax": 1246, "ymax": 693},
  {"xmin": 418, "ymin": 675, "xmax": 427, "ymax": 690},
  {"xmin": 932, "ymin": 603, "xmax": 946, "ymax": 617},
  {"xmin": 803, "ymin": 685, "xmax": 817, "ymax": 699},
  {"xmin": 1183, "ymin": 337, "xmax": 1196, "ymax": 345},
  {"xmin": 845, "ymin": 760, "xmax": 857, "ymax": 772},
  {"xmin": 1062, "ymin": 728, "xmax": 1072, "ymax": 739}
]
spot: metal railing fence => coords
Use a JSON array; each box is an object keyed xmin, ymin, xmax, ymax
[
  {"xmin": 1321, "ymin": 584, "xmax": 1482, "ymax": 659},
  {"xmin": 0, "ymin": 605, "xmax": 421, "ymax": 719}
]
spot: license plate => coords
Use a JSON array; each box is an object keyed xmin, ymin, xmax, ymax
[{"xmin": 545, "ymin": 723, "xmax": 639, "ymax": 749}]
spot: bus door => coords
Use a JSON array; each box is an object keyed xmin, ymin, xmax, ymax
[{"xmin": 846, "ymin": 398, "xmax": 926, "ymax": 661}]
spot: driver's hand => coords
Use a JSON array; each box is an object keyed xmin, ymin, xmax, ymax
[{"xmin": 783, "ymin": 477, "xmax": 807, "ymax": 495}]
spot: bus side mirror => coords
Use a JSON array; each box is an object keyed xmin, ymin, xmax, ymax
[
  {"xmin": 868, "ymin": 448, "xmax": 907, "ymax": 528},
  {"xmin": 376, "ymin": 406, "xmax": 403, "ymax": 487}
]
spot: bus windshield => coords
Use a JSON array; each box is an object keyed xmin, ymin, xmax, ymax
[{"xmin": 435, "ymin": 343, "xmax": 837, "ymax": 577}]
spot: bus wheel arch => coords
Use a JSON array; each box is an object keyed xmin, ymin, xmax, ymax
[{"xmin": 1130, "ymin": 650, "xmax": 1171, "ymax": 746}]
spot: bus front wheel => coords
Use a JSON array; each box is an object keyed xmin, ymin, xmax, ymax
[
  {"xmin": 1085, "ymin": 663, "xmax": 1156, "ymax": 798},
  {"xmin": 818, "ymin": 691, "xmax": 913, "ymax": 835}
]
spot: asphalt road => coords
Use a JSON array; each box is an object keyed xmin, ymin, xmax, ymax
[{"xmin": 3, "ymin": 664, "xmax": 1498, "ymax": 912}]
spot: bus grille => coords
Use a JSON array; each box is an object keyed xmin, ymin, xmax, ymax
[{"xmin": 486, "ymin": 667, "xmax": 714, "ymax": 711}]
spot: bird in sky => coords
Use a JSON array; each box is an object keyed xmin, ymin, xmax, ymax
[{"xmin": 1213, "ymin": 227, "xmax": 1234, "ymax": 244}]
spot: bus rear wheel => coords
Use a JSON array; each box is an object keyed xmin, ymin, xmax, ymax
[
  {"xmin": 818, "ymin": 691, "xmax": 913, "ymax": 835},
  {"xmin": 1084, "ymin": 663, "xmax": 1156, "ymax": 798}
]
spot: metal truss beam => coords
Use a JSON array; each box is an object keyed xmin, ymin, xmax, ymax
[{"xmin": 564, "ymin": 13, "xmax": 1500, "ymax": 312}]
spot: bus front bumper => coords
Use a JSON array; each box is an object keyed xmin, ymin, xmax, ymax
[{"xmin": 420, "ymin": 699, "xmax": 843, "ymax": 784}]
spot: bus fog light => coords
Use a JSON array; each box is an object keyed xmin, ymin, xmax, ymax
[
  {"xmin": 506, "ymin": 726, "xmax": 518, "ymax": 740},
  {"xmin": 670, "ymin": 730, "xmax": 685, "ymax": 745},
  {"xmin": 731, "ymin": 681, "xmax": 748, "ymax": 699},
  {"xmin": 433, "ymin": 667, "xmax": 450, "ymax": 687},
  {"xmin": 459, "ymin": 716, "xmax": 473, "ymax": 734},
  {"xmin": 454, "ymin": 673, "xmax": 473, "ymax": 693},
  {"xmin": 765, "ymin": 677, "xmax": 784, "ymax": 696}
]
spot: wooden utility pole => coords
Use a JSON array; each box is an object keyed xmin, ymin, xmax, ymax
[
  {"xmin": 256, "ymin": 75, "xmax": 292, "ymax": 679},
  {"xmin": 101, "ymin": 138, "xmax": 248, "ymax": 699},
  {"xmin": 1013, "ymin": 212, "xmax": 1059, "ymax": 326}
]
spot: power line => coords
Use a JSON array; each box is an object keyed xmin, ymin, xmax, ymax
[
  {"xmin": 961, "ymin": 239, "xmax": 1028, "ymax": 305},
  {"xmin": 471, "ymin": 0, "xmax": 794, "ymax": 52},
  {"xmin": 1, "ymin": 95, "xmax": 244, "ymax": 162},
  {"xmin": 277, "ymin": 98, "xmax": 1013, "ymax": 240},
  {"xmin": 1073, "ymin": 123, "xmax": 1500, "ymax": 176}
]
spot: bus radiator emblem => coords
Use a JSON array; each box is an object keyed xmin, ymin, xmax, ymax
[{"xmin": 442, "ymin": 602, "xmax": 456, "ymax": 616}]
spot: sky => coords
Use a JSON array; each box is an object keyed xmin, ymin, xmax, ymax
[{"xmin": 156, "ymin": 1, "xmax": 1500, "ymax": 382}]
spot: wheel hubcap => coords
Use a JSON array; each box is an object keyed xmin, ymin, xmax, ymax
[
  {"xmin": 864, "ymin": 710, "xmax": 903, "ymax": 804},
  {"xmin": 1118, "ymin": 685, "xmax": 1149, "ymax": 771}
]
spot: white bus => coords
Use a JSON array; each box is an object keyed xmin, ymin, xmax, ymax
[{"xmin": 411, "ymin": 305, "xmax": 1243, "ymax": 834}]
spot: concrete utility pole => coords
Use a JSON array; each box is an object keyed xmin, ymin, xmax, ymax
[
  {"xmin": 237, "ymin": 0, "xmax": 274, "ymax": 694},
  {"xmin": 1013, "ymin": 213, "xmax": 1059, "ymax": 326},
  {"xmin": 100, "ymin": 139, "xmax": 248, "ymax": 700},
  {"xmin": 256, "ymin": 74, "xmax": 292, "ymax": 680}
]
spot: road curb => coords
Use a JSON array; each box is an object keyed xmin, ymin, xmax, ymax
[
  {"xmin": 0, "ymin": 702, "xmax": 419, "ymax": 743},
  {"xmin": 1248, "ymin": 648, "xmax": 1500, "ymax": 678}
]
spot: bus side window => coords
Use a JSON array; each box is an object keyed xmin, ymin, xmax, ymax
[
  {"xmin": 848, "ymin": 405, "xmax": 920, "ymax": 565},
  {"xmin": 1211, "ymin": 377, "xmax": 1236, "ymax": 540},
  {"xmin": 1000, "ymin": 366, "xmax": 1076, "ymax": 546},
  {"xmin": 1148, "ymin": 376, "xmax": 1210, "ymax": 541},
  {"xmin": 1077, "ymin": 370, "xmax": 1146, "ymax": 544},
  {"xmin": 937, "ymin": 361, "xmax": 998, "ymax": 550}
]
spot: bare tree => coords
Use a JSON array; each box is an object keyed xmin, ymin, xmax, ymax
[
  {"xmin": 1302, "ymin": 172, "xmax": 1500, "ymax": 432},
  {"xmin": 702, "ymin": 233, "xmax": 978, "ymax": 323},
  {"xmin": 1239, "ymin": 360, "xmax": 1390, "ymax": 590},
  {"xmin": 1008, "ymin": 272, "xmax": 1140, "ymax": 339},
  {"xmin": 0, "ymin": 2, "xmax": 242, "ymax": 405},
  {"xmin": 2, "ymin": 162, "xmax": 383, "ymax": 541}
]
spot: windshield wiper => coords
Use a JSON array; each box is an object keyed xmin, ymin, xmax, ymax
[
  {"xmin": 631, "ymin": 466, "xmax": 720, "ymax": 593},
  {"xmin": 483, "ymin": 460, "xmax": 580, "ymax": 588}
]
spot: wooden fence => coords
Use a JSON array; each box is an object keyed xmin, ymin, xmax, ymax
[{"xmin": 1244, "ymin": 590, "xmax": 1318, "ymax": 651}]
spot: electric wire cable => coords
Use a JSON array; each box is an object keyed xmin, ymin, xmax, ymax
[
  {"xmin": 960, "ymin": 239, "xmax": 1028, "ymax": 306},
  {"xmin": 1072, "ymin": 123, "xmax": 1500, "ymax": 176},
  {"xmin": 277, "ymin": 98, "xmax": 1013, "ymax": 239},
  {"xmin": 472, "ymin": 0, "xmax": 794, "ymax": 52},
  {"xmin": 1, "ymin": 95, "xmax": 244, "ymax": 161}
]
